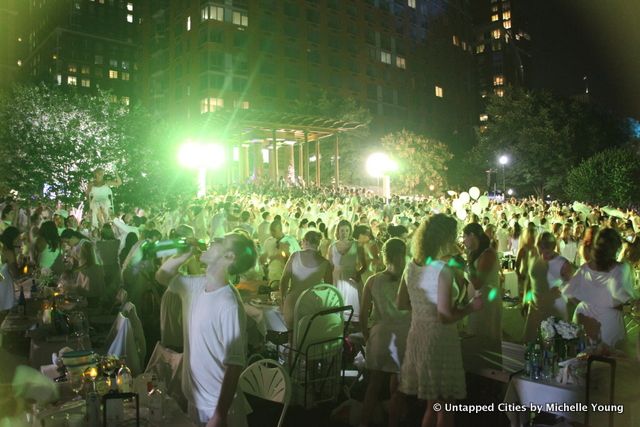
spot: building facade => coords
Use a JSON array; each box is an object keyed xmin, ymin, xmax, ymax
[
  {"xmin": 20, "ymin": 0, "xmax": 140, "ymax": 105},
  {"xmin": 138, "ymin": 0, "xmax": 478, "ymax": 147}
]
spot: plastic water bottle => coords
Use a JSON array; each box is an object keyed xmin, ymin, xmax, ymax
[
  {"xmin": 532, "ymin": 344, "xmax": 542, "ymax": 380},
  {"xmin": 523, "ymin": 343, "xmax": 532, "ymax": 377},
  {"xmin": 116, "ymin": 360, "xmax": 133, "ymax": 393}
]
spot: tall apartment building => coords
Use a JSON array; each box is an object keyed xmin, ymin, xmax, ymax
[
  {"xmin": 0, "ymin": 0, "xmax": 24, "ymax": 90},
  {"xmin": 472, "ymin": 0, "xmax": 532, "ymax": 117},
  {"xmin": 138, "ymin": 0, "xmax": 478, "ymax": 148},
  {"xmin": 21, "ymin": 0, "xmax": 140, "ymax": 105}
]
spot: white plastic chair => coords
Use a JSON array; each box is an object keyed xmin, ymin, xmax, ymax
[
  {"xmin": 239, "ymin": 359, "xmax": 291, "ymax": 427},
  {"xmin": 144, "ymin": 341, "xmax": 185, "ymax": 410}
]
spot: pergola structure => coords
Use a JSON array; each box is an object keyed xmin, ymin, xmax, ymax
[{"xmin": 199, "ymin": 109, "xmax": 366, "ymax": 186}]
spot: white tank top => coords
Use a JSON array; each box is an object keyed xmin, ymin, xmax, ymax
[
  {"xmin": 547, "ymin": 255, "xmax": 567, "ymax": 288},
  {"xmin": 0, "ymin": 264, "xmax": 15, "ymax": 311}
]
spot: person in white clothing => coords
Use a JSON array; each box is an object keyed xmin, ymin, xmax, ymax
[
  {"xmin": 564, "ymin": 228, "xmax": 636, "ymax": 349},
  {"xmin": 156, "ymin": 231, "xmax": 257, "ymax": 427}
]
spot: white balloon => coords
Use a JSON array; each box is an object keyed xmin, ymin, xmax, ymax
[
  {"xmin": 451, "ymin": 198, "xmax": 462, "ymax": 211},
  {"xmin": 447, "ymin": 190, "xmax": 457, "ymax": 196},
  {"xmin": 459, "ymin": 192, "xmax": 470, "ymax": 204},
  {"xmin": 469, "ymin": 187, "xmax": 480, "ymax": 200},
  {"xmin": 471, "ymin": 203, "xmax": 482, "ymax": 216},
  {"xmin": 478, "ymin": 195, "xmax": 489, "ymax": 209},
  {"xmin": 456, "ymin": 208, "xmax": 467, "ymax": 221}
]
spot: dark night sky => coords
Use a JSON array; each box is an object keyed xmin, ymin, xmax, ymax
[{"xmin": 527, "ymin": 0, "xmax": 640, "ymax": 119}]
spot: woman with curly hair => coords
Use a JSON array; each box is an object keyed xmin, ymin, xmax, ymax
[{"xmin": 397, "ymin": 214, "xmax": 482, "ymax": 427}]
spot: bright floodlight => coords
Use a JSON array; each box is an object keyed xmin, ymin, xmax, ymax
[
  {"xmin": 507, "ymin": 188, "xmax": 514, "ymax": 196},
  {"xmin": 178, "ymin": 141, "xmax": 225, "ymax": 170},
  {"xmin": 499, "ymin": 155, "xmax": 509, "ymax": 165},
  {"xmin": 366, "ymin": 152, "xmax": 397, "ymax": 178}
]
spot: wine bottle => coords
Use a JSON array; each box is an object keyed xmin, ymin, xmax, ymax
[
  {"xmin": 17, "ymin": 286, "xmax": 26, "ymax": 316},
  {"xmin": 149, "ymin": 239, "xmax": 190, "ymax": 258}
]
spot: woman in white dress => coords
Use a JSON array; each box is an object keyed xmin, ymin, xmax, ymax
[
  {"xmin": 397, "ymin": 214, "xmax": 483, "ymax": 427},
  {"xmin": 329, "ymin": 220, "xmax": 366, "ymax": 322},
  {"xmin": 564, "ymin": 228, "xmax": 636, "ymax": 348},
  {"xmin": 462, "ymin": 222, "xmax": 502, "ymax": 371},
  {"xmin": 279, "ymin": 230, "xmax": 333, "ymax": 329},
  {"xmin": 360, "ymin": 238, "xmax": 409, "ymax": 427},
  {"xmin": 0, "ymin": 227, "xmax": 21, "ymax": 320},
  {"xmin": 87, "ymin": 167, "xmax": 121, "ymax": 229}
]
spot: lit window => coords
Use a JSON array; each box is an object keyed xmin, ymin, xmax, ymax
[
  {"xmin": 67, "ymin": 76, "xmax": 77, "ymax": 86},
  {"xmin": 202, "ymin": 5, "xmax": 224, "ymax": 21},
  {"xmin": 240, "ymin": 101, "xmax": 249, "ymax": 109},
  {"xmin": 461, "ymin": 41, "xmax": 467, "ymax": 51},
  {"xmin": 109, "ymin": 70, "xmax": 118, "ymax": 79},
  {"xmin": 492, "ymin": 29, "xmax": 501, "ymax": 39},
  {"xmin": 109, "ymin": 95, "xmax": 117, "ymax": 103},
  {"xmin": 81, "ymin": 79, "xmax": 90, "ymax": 87},
  {"xmin": 476, "ymin": 44, "xmax": 485, "ymax": 54},
  {"xmin": 122, "ymin": 61, "xmax": 129, "ymax": 70},
  {"xmin": 435, "ymin": 86, "xmax": 443, "ymax": 98},
  {"xmin": 479, "ymin": 114, "xmax": 488, "ymax": 122},
  {"xmin": 492, "ymin": 5, "xmax": 499, "ymax": 12},
  {"xmin": 68, "ymin": 64, "xmax": 77, "ymax": 73},
  {"xmin": 127, "ymin": 14, "xmax": 133, "ymax": 23},
  {"xmin": 502, "ymin": 11, "xmax": 511, "ymax": 20},
  {"xmin": 452, "ymin": 35, "xmax": 460, "ymax": 46},
  {"xmin": 56, "ymin": 74, "xmax": 62, "ymax": 85},
  {"xmin": 81, "ymin": 65, "xmax": 90, "ymax": 74},
  {"xmin": 127, "ymin": 2, "xmax": 133, "ymax": 11},
  {"xmin": 109, "ymin": 59, "xmax": 118, "ymax": 67},
  {"xmin": 95, "ymin": 55, "xmax": 103, "ymax": 65},
  {"xmin": 396, "ymin": 56, "xmax": 406, "ymax": 69},
  {"xmin": 493, "ymin": 75, "xmax": 504, "ymax": 86},
  {"xmin": 122, "ymin": 96, "xmax": 130, "ymax": 106},
  {"xmin": 503, "ymin": 20, "xmax": 511, "ymax": 29},
  {"xmin": 380, "ymin": 51, "xmax": 391, "ymax": 64},
  {"xmin": 17, "ymin": 60, "xmax": 22, "ymax": 66},
  {"xmin": 187, "ymin": 16, "xmax": 191, "ymax": 31},
  {"xmin": 407, "ymin": 0, "xmax": 416, "ymax": 8},
  {"xmin": 495, "ymin": 88, "xmax": 505, "ymax": 97},
  {"xmin": 200, "ymin": 97, "xmax": 224, "ymax": 113},
  {"xmin": 491, "ymin": 14, "xmax": 499, "ymax": 22},
  {"xmin": 233, "ymin": 11, "xmax": 248, "ymax": 27},
  {"xmin": 121, "ymin": 72, "xmax": 130, "ymax": 81}
]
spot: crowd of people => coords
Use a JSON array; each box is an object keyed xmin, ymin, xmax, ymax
[{"xmin": 1, "ymin": 174, "xmax": 640, "ymax": 426}]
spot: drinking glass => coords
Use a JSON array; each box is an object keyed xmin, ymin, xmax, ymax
[{"xmin": 68, "ymin": 372, "xmax": 84, "ymax": 400}]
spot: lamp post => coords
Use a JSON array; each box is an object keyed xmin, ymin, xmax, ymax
[
  {"xmin": 498, "ymin": 155, "xmax": 509, "ymax": 196},
  {"xmin": 178, "ymin": 141, "xmax": 225, "ymax": 197},
  {"xmin": 366, "ymin": 152, "xmax": 397, "ymax": 202}
]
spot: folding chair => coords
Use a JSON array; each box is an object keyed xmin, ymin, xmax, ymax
[{"xmin": 239, "ymin": 359, "xmax": 291, "ymax": 427}]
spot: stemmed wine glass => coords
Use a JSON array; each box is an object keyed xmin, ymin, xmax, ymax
[{"xmin": 67, "ymin": 370, "xmax": 84, "ymax": 400}]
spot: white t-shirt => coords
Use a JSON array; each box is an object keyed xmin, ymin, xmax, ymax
[{"xmin": 169, "ymin": 275, "xmax": 247, "ymax": 422}]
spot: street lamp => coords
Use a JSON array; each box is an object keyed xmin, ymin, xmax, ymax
[
  {"xmin": 178, "ymin": 140, "xmax": 225, "ymax": 197},
  {"xmin": 498, "ymin": 155, "xmax": 509, "ymax": 196},
  {"xmin": 366, "ymin": 152, "xmax": 397, "ymax": 201}
]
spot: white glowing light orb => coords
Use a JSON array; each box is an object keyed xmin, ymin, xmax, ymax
[
  {"xmin": 178, "ymin": 141, "xmax": 225, "ymax": 170},
  {"xmin": 366, "ymin": 152, "xmax": 397, "ymax": 178}
]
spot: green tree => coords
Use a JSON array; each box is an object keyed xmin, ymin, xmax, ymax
[
  {"xmin": 380, "ymin": 129, "xmax": 453, "ymax": 195},
  {"xmin": 566, "ymin": 147, "xmax": 640, "ymax": 206},
  {"xmin": 472, "ymin": 88, "xmax": 632, "ymax": 197},
  {"xmin": 0, "ymin": 84, "xmax": 178, "ymax": 207}
]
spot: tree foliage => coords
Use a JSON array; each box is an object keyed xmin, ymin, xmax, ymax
[
  {"xmin": 566, "ymin": 147, "xmax": 640, "ymax": 206},
  {"xmin": 380, "ymin": 129, "xmax": 453, "ymax": 195},
  {"xmin": 0, "ymin": 84, "xmax": 181, "ymax": 208},
  {"xmin": 472, "ymin": 88, "xmax": 631, "ymax": 197}
]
